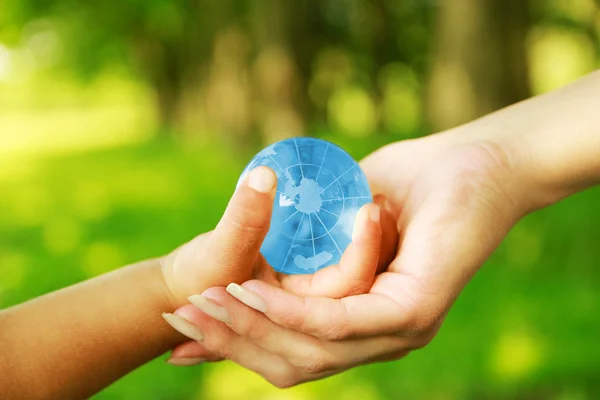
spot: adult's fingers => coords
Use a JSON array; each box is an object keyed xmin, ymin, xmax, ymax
[
  {"xmin": 168, "ymin": 340, "xmax": 223, "ymax": 365},
  {"xmin": 279, "ymin": 203, "xmax": 382, "ymax": 299},
  {"xmin": 372, "ymin": 194, "xmax": 400, "ymax": 272},
  {"xmin": 279, "ymin": 199, "xmax": 399, "ymax": 299},
  {"xmin": 226, "ymin": 275, "xmax": 423, "ymax": 341},
  {"xmin": 324, "ymin": 203, "xmax": 381, "ymax": 295},
  {"xmin": 166, "ymin": 304, "xmax": 300, "ymax": 388},
  {"xmin": 194, "ymin": 287, "xmax": 338, "ymax": 374},
  {"xmin": 195, "ymin": 287, "xmax": 408, "ymax": 370},
  {"xmin": 214, "ymin": 284, "xmax": 407, "ymax": 362}
]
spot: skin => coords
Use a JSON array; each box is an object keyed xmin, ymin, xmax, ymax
[
  {"xmin": 0, "ymin": 167, "xmax": 385, "ymax": 399},
  {"xmin": 168, "ymin": 70, "xmax": 600, "ymax": 387}
]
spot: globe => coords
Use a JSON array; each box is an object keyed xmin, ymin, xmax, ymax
[{"xmin": 238, "ymin": 137, "xmax": 372, "ymax": 275}]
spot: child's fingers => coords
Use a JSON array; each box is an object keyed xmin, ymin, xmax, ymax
[
  {"xmin": 208, "ymin": 166, "xmax": 277, "ymax": 281},
  {"xmin": 281, "ymin": 203, "xmax": 383, "ymax": 298}
]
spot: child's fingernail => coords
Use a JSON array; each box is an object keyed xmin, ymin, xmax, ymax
[
  {"xmin": 247, "ymin": 167, "xmax": 277, "ymax": 193},
  {"xmin": 188, "ymin": 295, "xmax": 232, "ymax": 325},
  {"xmin": 162, "ymin": 313, "xmax": 204, "ymax": 342},
  {"xmin": 226, "ymin": 283, "xmax": 267, "ymax": 313},
  {"xmin": 166, "ymin": 357, "xmax": 206, "ymax": 366}
]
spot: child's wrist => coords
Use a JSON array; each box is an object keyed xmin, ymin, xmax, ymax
[
  {"xmin": 130, "ymin": 256, "xmax": 184, "ymax": 312},
  {"xmin": 158, "ymin": 239, "xmax": 213, "ymax": 308},
  {"xmin": 157, "ymin": 255, "xmax": 188, "ymax": 309}
]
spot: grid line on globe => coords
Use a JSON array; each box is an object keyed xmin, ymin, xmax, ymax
[{"xmin": 238, "ymin": 137, "xmax": 372, "ymax": 275}]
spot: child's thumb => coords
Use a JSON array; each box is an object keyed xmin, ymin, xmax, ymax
[{"xmin": 207, "ymin": 166, "xmax": 277, "ymax": 281}]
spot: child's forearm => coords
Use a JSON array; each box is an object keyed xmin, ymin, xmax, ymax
[
  {"xmin": 0, "ymin": 259, "xmax": 182, "ymax": 399},
  {"xmin": 0, "ymin": 167, "xmax": 278, "ymax": 399}
]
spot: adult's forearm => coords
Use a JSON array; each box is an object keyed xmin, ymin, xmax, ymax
[
  {"xmin": 0, "ymin": 259, "xmax": 182, "ymax": 399},
  {"xmin": 463, "ymin": 70, "xmax": 600, "ymax": 209}
]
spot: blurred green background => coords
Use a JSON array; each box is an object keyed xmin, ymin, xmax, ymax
[{"xmin": 1, "ymin": 0, "xmax": 600, "ymax": 399}]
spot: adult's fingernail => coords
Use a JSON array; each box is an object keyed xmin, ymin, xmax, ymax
[
  {"xmin": 248, "ymin": 167, "xmax": 277, "ymax": 193},
  {"xmin": 226, "ymin": 283, "xmax": 267, "ymax": 313},
  {"xmin": 383, "ymin": 198, "xmax": 394, "ymax": 213},
  {"xmin": 188, "ymin": 295, "xmax": 232, "ymax": 325},
  {"xmin": 352, "ymin": 204, "xmax": 380, "ymax": 241},
  {"xmin": 166, "ymin": 357, "xmax": 206, "ymax": 366},
  {"xmin": 162, "ymin": 313, "xmax": 204, "ymax": 342},
  {"xmin": 369, "ymin": 204, "xmax": 380, "ymax": 222}
]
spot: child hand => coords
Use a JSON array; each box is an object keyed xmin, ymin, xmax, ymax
[{"xmin": 160, "ymin": 166, "xmax": 279, "ymax": 307}]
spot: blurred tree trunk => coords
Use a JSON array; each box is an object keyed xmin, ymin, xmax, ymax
[
  {"xmin": 250, "ymin": 0, "xmax": 306, "ymax": 145},
  {"xmin": 141, "ymin": 0, "xmax": 307, "ymax": 143},
  {"xmin": 426, "ymin": 0, "xmax": 530, "ymax": 131},
  {"xmin": 134, "ymin": 0, "xmax": 239, "ymax": 137}
]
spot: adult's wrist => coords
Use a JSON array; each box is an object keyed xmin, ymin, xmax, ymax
[
  {"xmin": 520, "ymin": 72, "xmax": 600, "ymax": 206},
  {"xmin": 459, "ymin": 116, "xmax": 587, "ymax": 214},
  {"xmin": 454, "ymin": 70, "xmax": 600, "ymax": 212},
  {"xmin": 434, "ymin": 121, "xmax": 543, "ymax": 216}
]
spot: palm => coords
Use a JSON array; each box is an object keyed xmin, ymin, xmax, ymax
[{"xmin": 359, "ymin": 135, "xmax": 522, "ymax": 327}]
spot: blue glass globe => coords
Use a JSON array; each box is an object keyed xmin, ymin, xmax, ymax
[{"xmin": 239, "ymin": 137, "xmax": 372, "ymax": 274}]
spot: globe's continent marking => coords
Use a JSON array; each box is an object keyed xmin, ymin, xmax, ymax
[{"xmin": 279, "ymin": 170, "xmax": 333, "ymax": 271}]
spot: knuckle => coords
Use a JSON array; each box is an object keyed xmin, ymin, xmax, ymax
[
  {"xmin": 270, "ymin": 377, "xmax": 296, "ymax": 389},
  {"xmin": 401, "ymin": 302, "xmax": 443, "ymax": 344},
  {"xmin": 407, "ymin": 315, "xmax": 435, "ymax": 337},
  {"xmin": 279, "ymin": 299, "xmax": 351, "ymax": 341},
  {"xmin": 281, "ymin": 308, "xmax": 306, "ymax": 331},
  {"xmin": 318, "ymin": 303, "xmax": 351, "ymax": 340},
  {"xmin": 266, "ymin": 369, "xmax": 300, "ymax": 389},
  {"xmin": 318, "ymin": 324, "xmax": 350, "ymax": 341},
  {"xmin": 343, "ymin": 280, "xmax": 371, "ymax": 297},
  {"xmin": 213, "ymin": 344, "xmax": 233, "ymax": 360},
  {"xmin": 235, "ymin": 318, "xmax": 267, "ymax": 341},
  {"xmin": 302, "ymin": 353, "xmax": 335, "ymax": 375},
  {"xmin": 225, "ymin": 188, "xmax": 273, "ymax": 232},
  {"xmin": 287, "ymin": 344, "xmax": 336, "ymax": 374},
  {"xmin": 312, "ymin": 301, "xmax": 351, "ymax": 340},
  {"xmin": 410, "ymin": 332, "xmax": 436, "ymax": 350},
  {"xmin": 393, "ymin": 276, "xmax": 445, "ymax": 344},
  {"xmin": 202, "ymin": 332, "xmax": 231, "ymax": 358},
  {"xmin": 376, "ymin": 349, "xmax": 410, "ymax": 362},
  {"xmin": 221, "ymin": 210, "xmax": 266, "ymax": 234}
]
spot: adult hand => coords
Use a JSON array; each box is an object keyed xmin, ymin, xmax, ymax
[
  {"xmin": 165, "ymin": 125, "xmax": 538, "ymax": 385},
  {"xmin": 169, "ymin": 71, "xmax": 600, "ymax": 387}
]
